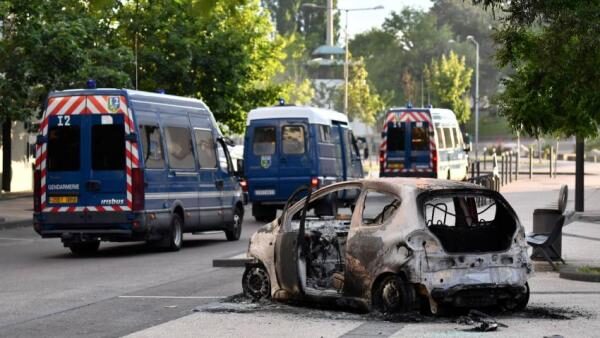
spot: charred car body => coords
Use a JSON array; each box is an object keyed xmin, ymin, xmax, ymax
[{"xmin": 242, "ymin": 178, "xmax": 532, "ymax": 314}]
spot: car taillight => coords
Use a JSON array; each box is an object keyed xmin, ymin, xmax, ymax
[
  {"xmin": 34, "ymin": 170, "xmax": 41, "ymax": 212},
  {"xmin": 132, "ymin": 168, "xmax": 144, "ymax": 211},
  {"xmin": 310, "ymin": 177, "xmax": 319, "ymax": 189},
  {"xmin": 432, "ymin": 151, "xmax": 438, "ymax": 174},
  {"xmin": 379, "ymin": 151, "xmax": 385, "ymax": 165},
  {"xmin": 239, "ymin": 178, "xmax": 248, "ymax": 192}
]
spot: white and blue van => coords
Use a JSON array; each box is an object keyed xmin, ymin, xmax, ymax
[
  {"xmin": 33, "ymin": 86, "xmax": 245, "ymax": 255},
  {"xmin": 243, "ymin": 105, "xmax": 364, "ymax": 222},
  {"xmin": 379, "ymin": 107, "xmax": 469, "ymax": 180}
]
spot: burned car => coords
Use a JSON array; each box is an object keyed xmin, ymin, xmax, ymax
[{"xmin": 242, "ymin": 178, "xmax": 532, "ymax": 314}]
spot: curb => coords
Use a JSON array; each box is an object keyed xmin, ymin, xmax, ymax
[
  {"xmin": 0, "ymin": 193, "xmax": 33, "ymax": 201},
  {"xmin": 0, "ymin": 219, "xmax": 31, "ymax": 231},
  {"xmin": 212, "ymin": 253, "xmax": 253, "ymax": 268},
  {"xmin": 560, "ymin": 265, "xmax": 600, "ymax": 283}
]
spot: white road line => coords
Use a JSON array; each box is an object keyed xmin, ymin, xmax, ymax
[{"xmin": 118, "ymin": 295, "xmax": 226, "ymax": 300}]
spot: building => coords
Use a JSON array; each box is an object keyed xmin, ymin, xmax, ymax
[{"xmin": 0, "ymin": 121, "xmax": 35, "ymax": 192}]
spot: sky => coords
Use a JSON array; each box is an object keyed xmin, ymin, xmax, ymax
[{"xmin": 337, "ymin": 0, "xmax": 433, "ymax": 38}]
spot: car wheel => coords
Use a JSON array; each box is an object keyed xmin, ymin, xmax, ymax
[
  {"xmin": 242, "ymin": 264, "xmax": 271, "ymax": 300},
  {"xmin": 373, "ymin": 275, "xmax": 412, "ymax": 313},
  {"xmin": 225, "ymin": 206, "xmax": 243, "ymax": 241},
  {"xmin": 160, "ymin": 214, "xmax": 183, "ymax": 251},
  {"xmin": 315, "ymin": 195, "xmax": 338, "ymax": 217},
  {"xmin": 69, "ymin": 240, "xmax": 100, "ymax": 256},
  {"xmin": 502, "ymin": 282, "xmax": 530, "ymax": 311}
]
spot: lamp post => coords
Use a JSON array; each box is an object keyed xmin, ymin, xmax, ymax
[
  {"xmin": 466, "ymin": 35, "xmax": 479, "ymax": 161},
  {"xmin": 301, "ymin": 3, "xmax": 383, "ymax": 115}
]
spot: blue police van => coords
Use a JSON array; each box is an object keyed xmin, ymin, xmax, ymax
[
  {"xmin": 243, "ymin": 105, "xmax": 364, "ymax": 222},
  {"xmin": 33, "ymin": 87, "xmax": 245, "ymax": 255}
]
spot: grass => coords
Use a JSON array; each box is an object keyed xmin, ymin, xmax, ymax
[{"xmin": 577, "ymin": 266, "xmax": 600, "ymax": 275}]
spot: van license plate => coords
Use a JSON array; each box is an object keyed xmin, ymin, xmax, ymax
[
  {"xmin": 49, "ymin": 196, "xmax": 78, "ymax": 204},
  {"xmin": 389, "ymin": 163, "xmax": 404, "ymax": 169},
  {"xmin": 255, "ymin": 189, "xmax": 275, "ymax": 196}
]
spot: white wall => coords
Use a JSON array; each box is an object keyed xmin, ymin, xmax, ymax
[{"xmin": 0, "ymin": 121, "xmax": 34, "ymax": 192}]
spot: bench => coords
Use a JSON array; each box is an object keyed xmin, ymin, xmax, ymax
[{"xmin": 526, "ymin": 215, "xmax": 566, "ymax": 271}]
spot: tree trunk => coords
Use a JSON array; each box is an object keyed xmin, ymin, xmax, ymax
[
  {"xmin": 2, "ymin": 119, "xmax": 12, "ymax": 192},
  {"xmin": 575, "ymin": 136, "xmax": 584, "ymax": 212}
]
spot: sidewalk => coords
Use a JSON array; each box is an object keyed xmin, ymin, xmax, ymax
[{"xmin": 0, "ymin": 195, "xmax": 32, "ymax": 230}]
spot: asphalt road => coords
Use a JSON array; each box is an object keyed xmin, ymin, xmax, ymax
[{"xmin": 0, "ymin": 205, "xmax": 257, "ymax": 337}]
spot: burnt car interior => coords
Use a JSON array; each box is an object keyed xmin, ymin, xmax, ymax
[
  {"xmin": 287, "ymin": 187, "xmax": 361, "ymax": 295},
  {"xmin": 423, "ymin": 193, "xmax": 517, "ymax": 253}
]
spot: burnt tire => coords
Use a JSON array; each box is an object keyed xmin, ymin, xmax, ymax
[
  {"xmin": 502, "ymin": 282, "xmax": 530, "ymax": 312},
  {"xmin": 242, "ymin": 264, "xmax": 271, "ymax": 300},
  {"xmin": 225, "ymin": 206, "xmax": 243, "ymax": 241},
  {"xmin": 373, "ymin": 275, "xmax": 413, "ymax": 313},
  {"xmin": 68, "ymin": 240, "xmax": 100, "ymax": 256},
  {"xmin": 159, "ymin": 214, "xmax": 183, "ymax": 251}
]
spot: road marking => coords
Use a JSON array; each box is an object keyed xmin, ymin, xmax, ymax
[
  {"xmin": 532, "ymin": 291, "xmax": 600, "ymax": 295},
  {"xmin": 118, "ymin": 295, "xmax": 227, "ymax": 300}
]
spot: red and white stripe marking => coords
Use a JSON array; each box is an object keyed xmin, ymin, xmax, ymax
[
  {"xmin": 37, "ymin": 95, "xmax": 138, "ymax": 213},
  {"xmin": 380, "ymin": 111, "xmax": 436, "ymax": 173}
]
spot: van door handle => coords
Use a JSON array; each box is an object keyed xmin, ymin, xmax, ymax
[
  {"xmin": 86, "ymin": 180, "xmax": 101, "ymax": 192},
  {"xmin": 215, "ymin": 179, "xmax": 224, "ymax": 189}
]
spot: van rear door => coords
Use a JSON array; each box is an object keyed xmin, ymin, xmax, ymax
[
  {"xmin": 278, "ymin": 119, "xmax": 310, "ymax": 200},
  {"xmin": 408, "ymin": 121, "xmax": 432, "ymax": 171},
  {"xmin": 247, "ymin": 120, "xmax": 280, "ymax": 200},
  {"xmin": 385, "ymin": 119, "xmax": 408, "ymax": 171}
]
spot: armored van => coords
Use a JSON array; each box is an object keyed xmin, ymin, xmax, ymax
[
  {"xmin": 33, "ymin": 87, "xmax": 245, "ymax": 255},
  {"xmin": 243, "ymin": 105, "xmax": 364, "ymax": 222},
  {"xmin": 379, "ymin": 107, "xmax": 469, "ymax": 180}
]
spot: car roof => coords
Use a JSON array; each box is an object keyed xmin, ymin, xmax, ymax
[
  {"xmin": 361, "ymin": 177, "xmax": 486, "ymax": 194},
  {"xmin": 247, "ymin": 106, "xmax": 349, "ymax": 126}
]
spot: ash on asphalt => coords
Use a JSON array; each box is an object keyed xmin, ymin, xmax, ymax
[{"xmin": 194, "ymin": 294, "xmax": 594, "ymax": 325}]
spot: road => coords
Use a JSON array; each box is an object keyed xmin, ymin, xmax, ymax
[{"xmin": 0, "ymin": 205, "xmax": 256, "ymax": 337}]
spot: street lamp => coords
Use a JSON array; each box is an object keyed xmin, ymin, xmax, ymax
[
  {"xmin": 466, "ymin": 35, "xmax": 480, "ymax": 161},
  {"xmin": 301, "ymin": 3, "xmax": 384, "ymax": 115}
]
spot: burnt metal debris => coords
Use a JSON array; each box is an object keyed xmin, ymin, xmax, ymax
[{"xmin": 242, "ymin": 178, "xmax": 533, "ymax": 315}]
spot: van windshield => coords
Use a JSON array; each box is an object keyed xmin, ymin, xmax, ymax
[
  {"xmin": 253, "ymin": 126, "xmax": 276, "ymax": 155},
  {"xmin": 92, "ymin": 124, "xmax": 125, "ymax": 170},
  {"xmin": 387, "ymin": 122, "xmax": 405, "ymax": 151},
  {"xmin": 48, "ymin": 126, "xmax": 80, "ymax": 171}
]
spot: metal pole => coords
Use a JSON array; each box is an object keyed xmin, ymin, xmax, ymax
[
  {"xmin": 575, "ymin": 137, "xmax": 584, "ymax": 212},
  {"xmin": 326, "ymin": 0, "xmax": 333, "ymax": 47},
  {"xmin": 343, "ymin": 9, "xmax": 349, "ymax": 115},
  {"xmin": 509, "ymin": 151, "xmax": 512, "ymax": 183},
  {"xmin": 549, "ymin": 147, "xmax": 553, "ymax": 178},
  {"xmin": 501, "ymin": 153, "xmax": 505, "ymax": 186},
  {"xmin": 529, "ymin": 145, "xmax": 533, "ymax": 179},
  {"xmin": 555, "ymin": 139, "xmax": 559, "ymax": 178},
  {"xmin": 476, "ymin": 161, "xmax": 480, "ymax": 178},
  {"xmin": 483, "ymin": 148, "xmax": 487, "ymax": 170}
]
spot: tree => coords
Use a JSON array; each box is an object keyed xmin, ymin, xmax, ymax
[
  {"xmin": 424, "ymin": 51, "xmax": 473, "ymax": 124},
  {"xmin": 0, "ymin": 0, "xmax": 131, "ymax": 191},
  {"xmin": 275, "ymin": 33, "xmax": 314, "ymax": 105},
  {"xmin": 334, "ymin": 58, "xmax": 385, "ymax": 125}
]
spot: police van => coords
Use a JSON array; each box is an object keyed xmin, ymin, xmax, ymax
[
  {"xmin": 33, "ymin": 86, "xmax": 245, "ymax": 255},
  {"xmin": 379, "ymin": 107, "xmax": 469, "ymax": 180},
  {"xmin": 243, "ymin": 105, "xmax": 364, "ymax": 222}
]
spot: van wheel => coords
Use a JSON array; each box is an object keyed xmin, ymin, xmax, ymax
[
  {"xmin": 372, "ymin": 275, "xmax": 413, "ymax": 313},
  {"xmin": 315, "ymin": 195, "xmax": 338, "ymax": 217},
  {"xmin": 253, "ymin": 204, "xmax": 276, "ymax": 223},
  {"xmin": 68, "ymin": 240, "xmax": 100, "ymax": 256},
  {"xmin": 226, "ymin": 206, "xmax": 244, "ymax": 241},
  {"xmin": 160, "ymin": 214, "xmax": 183, "ymax": 251}
]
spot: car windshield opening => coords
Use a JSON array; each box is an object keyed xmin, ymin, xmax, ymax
[{"xmin": 422, "ymin": 192, "xmax": 517, "ymax": 253}]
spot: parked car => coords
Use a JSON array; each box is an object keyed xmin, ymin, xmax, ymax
[
  {"xmin": 379, "ymin": 106, "xmax": 469, "ymax": 180},
  {"xmin": 243, "ymin": 105, "xmax": 363, "ymax": 222},
  {"xmin": 33, "ymin": 85, "xmax": 245, "ymax": 255},
  {"xmin": 242, "ymin": 178, "xmax": 532, "ymax": 314}
]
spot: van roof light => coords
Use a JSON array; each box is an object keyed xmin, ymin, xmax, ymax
[
  {"xmin": 406, "ymin": 102, "xmax": 412, "ymax": 109},
  {"xmin": 157, "ymin": 89, "xmax": 166, "ymax": 94},
  {"xmin": 278, "ymin": 98, "xmax": 286, "ymax": 106},
  {"xmin": 86, "ymin": 79, "xmax": 96, "ymax": 89},
  {"xmin": 426, "ymin": 104, "xmax": 433, "ymax": 108}
]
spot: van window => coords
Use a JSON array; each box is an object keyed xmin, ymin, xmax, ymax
[
  {"xmin": 140, "ymin": 125, "xmax": 165, "ymax": 169},
  {"xmin": 443, "ymin": 128, "xmax": 454, "ymax": 149},
  {"xmin": 253, "ymin": 126, "xmax": 276, "ymax": 155},
  {"xmin": 165, "ymin": 126, "xmax": 195, "ymax": 170},
  {"xmin": 411, "ymin": 123, "xmax": 429, "ymax": 151},
  {"xmin": 92, "ymin": 124, "xmax": 125, "ymax": 170},
  {"xmin": 436, "ymin": 127, "xmax": 445, "ymax": 149},
  {"xmin": 453, "ymin": 128, "xmax": 463, "ymax": 148},
  {"xmin": 387, "ymin": 122, "xmax": 406, "ymax": 151},
  {"xmin": 48, "ymin": 126, "xmax": 80, "ymax": 171},
  {"xmin": 282, "ymin": 125, "xmax": 305, "ymax": 154},
  {"xmin": 217, "ymin": 142, "xmax": 229, "ymax": 172},
  {"xmin": 194, "ymin": 129, "xmax": 217, "ymax": 169},
  {"xmin": 319, "ymin": 125, "xmax": 331, "ymax": 143}
]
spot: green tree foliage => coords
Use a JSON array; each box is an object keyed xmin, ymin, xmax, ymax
[
  {"xmin": 275, "ymin": 33, "xmax": 314, "ymax": 105},
  {"xmin": 424, "ymin": 51, "xmax": 473, "ymax": 123},
  {"xmin": 334, "ymin": 58, "xmax": 385, "ymax": 125},
  {"xmin": 471, "ymin": 0, "xmax": 600, "ymax": 138}
]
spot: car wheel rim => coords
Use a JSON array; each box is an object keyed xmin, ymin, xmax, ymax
[
  {"xmin": 245, "ymin": 267, "xmax": 269, "ymax": 299},
  {"xmin": 233, "ymin": 212, "xmax": 241, "ymax": 235},
  {"xmin": 381, "ymin": 281, "xmax": 401, "ymax": 310},
  {"xmin": 173, "ymin": 220, "xmax": 182, "ymax": 247}
]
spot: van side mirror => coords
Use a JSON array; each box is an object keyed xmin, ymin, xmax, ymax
[
  {"xmin": 125, "ymin": 133, "xmax": 138, "ymax": 143},
  {"xmin": 36, "ymin": 135, "xmax": 47, "ymax": 145},
  {"xmin": 464, "ymin": 143, "xmax": 471, "ymax": 153},
  {"xmin": 236, "ymin": 159, "xmax": 244, "ymax": 176}
]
